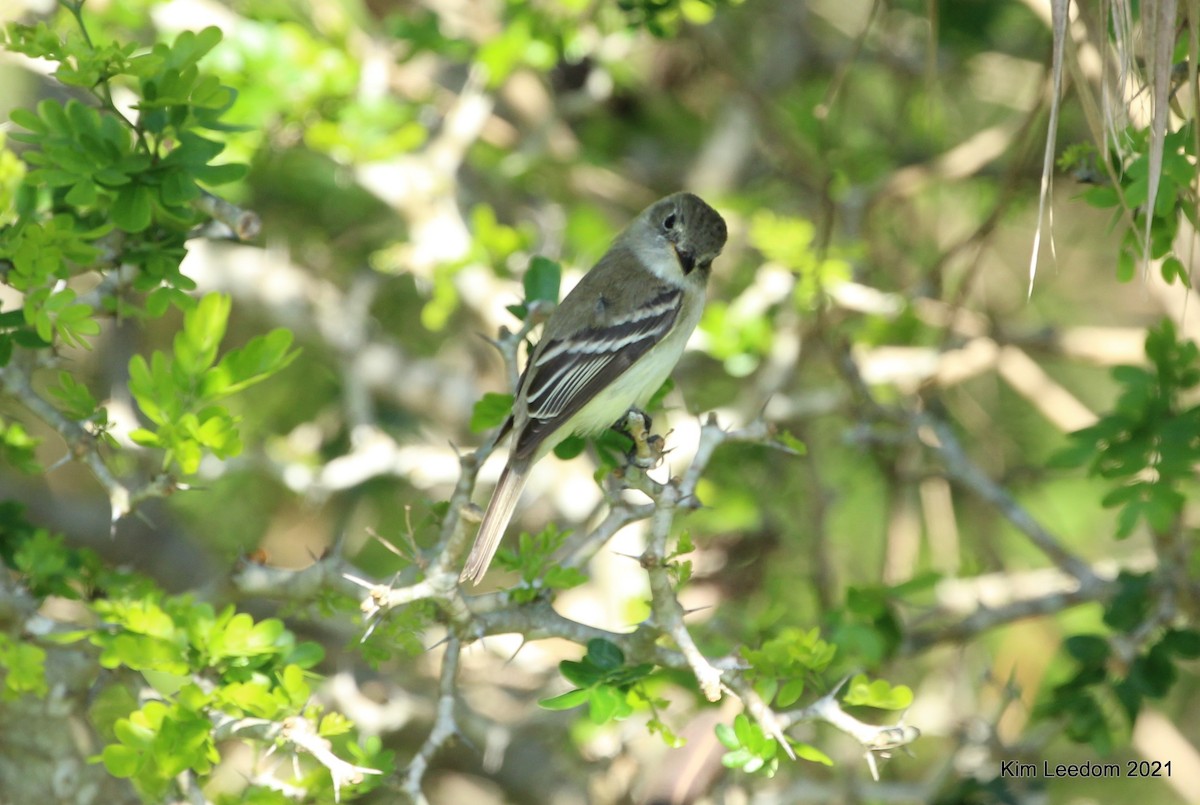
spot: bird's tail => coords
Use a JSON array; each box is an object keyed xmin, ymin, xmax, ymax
[{"xmin": 460, "ymin": 462, "xmax": 528, "ymax": 584}]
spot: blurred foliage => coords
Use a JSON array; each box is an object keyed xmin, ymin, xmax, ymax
[
  {"xmin": 1052, "ymin": 321, "xmax": 1200, "ymax": 539},
  {"xmin": 0, "ymin": 0, "xmax": 1198, "ymax": 803},
  {"xmin": 3, "ymin": 512, "xmax": 390, "ymax": 802}
]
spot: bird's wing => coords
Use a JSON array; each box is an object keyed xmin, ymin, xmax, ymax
[{"xmin": 511, "ymin": 283, "xmax": 682, "ymax": 460}]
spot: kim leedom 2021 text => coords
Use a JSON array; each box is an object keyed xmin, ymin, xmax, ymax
[{"xmin": 1000, "ymin": 759, "xmax": 1172, "ymax": 778}]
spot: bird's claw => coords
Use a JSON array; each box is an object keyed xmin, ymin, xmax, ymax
[{"xmin": 617, "ymin": 408, "xmax": 666, "ymax": 469}]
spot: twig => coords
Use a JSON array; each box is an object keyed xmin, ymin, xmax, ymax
[
  {"xmin": 901, "ymin": 574, "xmax": 1122, "ymax": 655},
  {"xmin": 400, "ymin": 637, "xmax": 461, "ymax": 804},
  {"xmin": 194, "ymin": 190, "xmax": 262, "ymax": 241},
  {"xmin": 212, "ymin": 712, "xmax": 381, "ymax": 802},
  {"xmin": 724, "ymin": 675, "xmax": 798, "ymax": 761},
  {"xmin": 279, "ymin": 715, "xmax": 382, "ymax": 802},
  {"xmin": 0, "ymin": 363, "xmax": 174, "ymax": 529},
  {"xmin": 916, "ymin": 414, "xmax": 1103, "ymax": 592},
  {"xmin": 642, "ymin": 479, "xmax": 723, "ymax": 702},
  {"xmin": 232, "ymin": 555, "xmax": 364, "ymax": 602},
  {"xmin": 560, "ymin": 502, "xmax": 655, "ymax": 569},
  {"xmin": 780, "ymin": 678, "xmax": 919, "ymax": 780}
]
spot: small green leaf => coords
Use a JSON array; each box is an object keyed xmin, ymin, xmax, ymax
[
  {"xmin": 775, "ymin": 430, "xmax": 807, "ymax": 454},
  {"xmin": 1161, "ymin": 628, "xmax": 1200, "ymax": 659},
  {"xmin": 101, "ymin": 744, "xmax": 141, "ymax": 778},
  {"xmin": 559, "ymin": 659, "xmax": 602, "ymax": 689},
  {"xmin": 733, "ymin": 713, "xmax": 755, "ymax": 748},
  {"xmin": 470, "ymin": 392, "xmax": 513, "ymax": 433},
  {"xmin": 776, "ymin": 678, "xmax": 806, "ymax": 708},
  {"xmin": 843, "ymin": 674, "xmax": 914, "ymax": 710},
  {"xmin": 112, "ymin": 184, "xmax": 153, "ymax": 232},
  {"xmin": 1116, "ymin": 248, "xmax": 1135, "ymax": 282},
  {"xmin": 285, "ymin": 641, "xmax": 325, "ymax": 669},
  {"xmin": 523, "ymin": 256, "xmax": 561, "ymax": 304},
  {"xmin": 794, "ymin": 741, "xmax": 834, "ymax": 766},
  {"xmin": 160, "ymin": 170, "xmax": 199, "ymax": 205},
  {"xmin": 586, "ymin": 638, "xmax": 625, "ymax": 671},
  {"xmin": 552, "ymin": 434, "xmax": 586, "ymax": 459},
  {"xmin": 8, "ymin": 107, "xmax": 46, "ymax": 135},
  {"xmin": 1064, "ymin": 635, "xmax": 1110, "ymax": 666},
  {"xmin": 538, "ymin": 688, "xmax": 589, "ymax": 711},
  {"xmin": 587, "ymin": 685, "xmax": 620, "ymax": 724},
  {"xmin": 1161, "ymin": 256, "xmax": 1189, "ymax": 287},
  {"xmin": 721, "ymin": 747, "xmax": 754, "ymax": 769},
  {"xmin": 715, "ymin": 722, "xmax": 739, "ymax": 750}
]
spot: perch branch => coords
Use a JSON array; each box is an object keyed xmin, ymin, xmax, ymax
[{"xmin": 400, "ymin": 637, "xmax": 461, "ymax": 804}]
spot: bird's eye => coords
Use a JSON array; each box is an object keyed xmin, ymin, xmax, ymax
[{"xmin": 663, "ymin": 213, "xmax": 677, "ymax": 230}]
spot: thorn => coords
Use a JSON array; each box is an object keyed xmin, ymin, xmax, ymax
[
  {"xmin": 864, "ymin": 749, "xmax": 881, "ymax": 782},
  {"xmin": 342, "ymin": 573, "xmax": 374, "ymax": 589},
  {"xmin": 681, "ymin": 603, "xmax": 714, "ymax": 617},
  {"xmin": 368, "ymin": 528, "xmax": 409, "ymax": 561},
  {"xmin": 45, "ymin": 453, "xmax": 72, "ymax": 474},
  {"xmin": 360, "ymin": 618, "xmax": 379, "ymax": 643},
  {"xmin": 504, "ymin": 637, "xmax": 530, "ymax": 666},
  {"xmin": 830, "ymin": 673, "xmax": 854, "ymax": 698}
]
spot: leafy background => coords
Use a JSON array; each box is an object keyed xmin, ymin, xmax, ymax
[{"xmin": 2, "ymin": 0, "xmax": 1199, "ymax": 803}]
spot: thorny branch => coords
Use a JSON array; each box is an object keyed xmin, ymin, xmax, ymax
[
  {"xmin": 229, "ymin": 315, "xmax": 1156, "ymax": 798},
  {"xmin": 915, "ymin": 414, "xmax": 1104, "ymax": 593},
  {"xmin": 399, "ymin": 637, "xmax": 461, "ymax": 805},
  {"xmin": 0, "ymin": 190, "xmax": 260, "ymax": 528},
  {"xmin": 780, "ymin": 677, "xmax": 920, "ymax": 782},
  {"xmin": 217, "ymin": 713, "xmax": 381, "ymax": 802},
  {"xmin": 0, "ymin": 361, "xmax": 175, "ymax": 530},
  {"xmin": 321, "ymin": 333, "xmax": 901, "ymax": 793}
]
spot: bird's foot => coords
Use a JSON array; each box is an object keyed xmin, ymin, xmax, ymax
[{"xmin": 616, "ymin": 408, "xmax": 667, "ymax": 469}]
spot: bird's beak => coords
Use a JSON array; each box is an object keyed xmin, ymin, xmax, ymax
[{"xmin": 673, "ymin": 244, "xmax": 697, "ymax": 275}]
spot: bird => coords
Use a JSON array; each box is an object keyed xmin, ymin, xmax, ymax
[{"xmin": 460, "ymin": 192, "xmax": 727, "ymax": 584}]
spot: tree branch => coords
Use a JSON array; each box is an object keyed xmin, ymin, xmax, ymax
[{"xmin": 400, "ymin": 637, "xmax": 461, "ymax": 804}]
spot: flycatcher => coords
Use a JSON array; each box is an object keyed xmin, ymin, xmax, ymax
[{"xmin": 461, "ymin": 192, "xmax": 727, "ymax": 584}]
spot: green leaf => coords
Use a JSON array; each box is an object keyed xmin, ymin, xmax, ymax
[
  {"xmin": 586, "ymin": 638, "xmax": 625, "ymax": 671},
  {"xmin": 776, "ymin": 678, "xmax": 806, "ymax": 708},
  {"xmin": 101, "ymin": 744, "xmax": 141, "ymax": 778},
  {"xmin": 794, "ymin": 741, "xmax": 834, "ymax": 766},
  {"xmin": 280, "ymin": 664, "xmax": 311, "ymax": 706},
  {"xmin": 112, "ymin": 184, "xmax": 153, "ymax": 232},
  {"xmin": 543, "ymin": 565, "xmax": 587, "ymax": 591},
  {"xmin": 843, "ymin": 674, "xmax": 914, "ymax": 710},
  {"xmin": 523, "ymin": 256, "xmax": 561, "ymax": 304},
  {"xmin": 586, "ymin": 685, "xmax": 624, "ymax": 724},
  {"xmin": 538, "ymin": 688, "xmax": 589, "ymax": 711},
  {"xmin": 559, "ymin": 659, "xmax": 602, "ymax": 689},
  {"xmin": 285, "ymin": 641, "xmax": 325, "ymax": 669},
  {"xmin": 0, "ymin": 636, "xmax": 47, "ymax": 698},
  {"xmin": 204, "ymin": 328, "xmax": 297, "ymax": 397},
  {"xmin": 775, "ymin": 430, "xmax": 807, "ymax": 454},
  {"xmin": 715, "ymin": 722, "xmax": 738, "ymax": 750},
  {"xmin": 8, "ymin": 107, "xmax": 46, "ymax": 135},
  {"xmin": 470, "ymin": 392, "xmax": 513, "ymax": 433},
  {"xmin": 1161, "ymin": 628, "xmax": 1200, "ymax": 659},
  {"xmin": 1064, "ymin": 635, "xmax": 1110, "ymax": 666},
  {"xmin": 1161, "ymin": 256, "xmax": 1190, "ymax": 287},
  {"xmin": 176, "ymin": 293, "xmax": 230, "ymax": 376},
  {"xmin": 721, "ymin": 747, "xmax": 755, "ymax": 769},
  {"xmin": 160, "ymin": 170, "xmax": 199, "ymax": 205},
  {"xmin": 552, "ymin": 433, "xmax": 586, "ymax": 460},
  {"xmin": 193, "ymin": 161, "xmax": 247, "ymax": 185},
  {"xmin": 1116, "ymin": 248, "xmax": 1135, "ymax": 282}
]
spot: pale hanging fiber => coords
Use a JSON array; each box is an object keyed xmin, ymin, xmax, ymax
[
  {"xmin": 1142, "ymin": 0, "xmax": 1177, "ymax": 277},
  {"xmin": 1028, "ymin": 0, "xmax": 1069, "ymax": 297}
]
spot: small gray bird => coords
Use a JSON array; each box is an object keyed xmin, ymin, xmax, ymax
[{"xmin": 461, "ymin": 192, "xmax": 728, "ymax": 584}]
